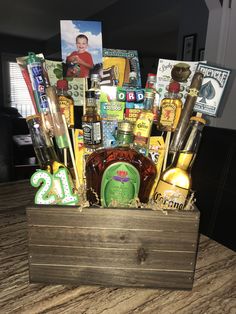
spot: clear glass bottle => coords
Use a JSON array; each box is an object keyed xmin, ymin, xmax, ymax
[
  {"xmin": 82, "ymin": 90, "xmax": 102, "ymax": 149},
  {"xmin": 128, "ymin": 71, "xmax": 138, "ymax": 88},
  {"xmin": 27, "ymin": 114, "xmax": 76, "ymax": 199},
  {"xmin": 158, "ymin": 81, "xmax": 182, "ymax": 132},
  {"xmin": 133, "ymin": 91, "xmax": 155, "ymax": 156},
  {"xmin": 145, "ymin": 73, "xmax": 160, "ymax": 123},
  {"xmin": 57, "ymin": 79, "xmax": 74, "ymax": 128},
  {"xmin": 26, "ymin": 114, "xmax": 59, "ymax": 170},
  {"xmin": 153, "ymin": 116, "xmax": 206, "ymax": 210},
  {"xmin": 145, "ymin": 73, "xmax": 156, "ymax": 89},
  {"xmin": 46, "ymin": 86, "xmax": 69, "ymax": 149},
  {"xmin": 89, "ymin": 74, "xmax": 101, "ymax": 113}
]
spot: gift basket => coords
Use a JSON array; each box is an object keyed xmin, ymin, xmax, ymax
[{"xmin": 19, "ymin": 21, "xmax": 231, "ymax": 289}]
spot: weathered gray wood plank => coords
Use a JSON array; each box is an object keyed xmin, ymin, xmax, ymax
[
  {"xmin": 29, "ymin": 245, "xmax": 195, "ymax": 271},
  {"xmin": 28, "ymin": 226, "xmax": 198, "ymax": 251},
  {"xmin": 27, "ymin": 207, "xmax": 199, "ymax": 233},
  {"xmin": 29, "ymin": 264, "xmax": 194, "ymax": 289}
]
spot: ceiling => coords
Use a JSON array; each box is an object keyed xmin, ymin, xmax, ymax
[{"xmin": 0, "ymin": 0, "xmax": 186, "ymax": 57}]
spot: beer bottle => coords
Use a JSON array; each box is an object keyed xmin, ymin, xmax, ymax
[{"xmin": 153, "ymin": 116, "xmax": 206, "ymax": 210}]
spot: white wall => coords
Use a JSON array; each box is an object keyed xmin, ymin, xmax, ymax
[{"xmin": 205, "ymin": 0, "xmax": 236, "ymax": 130}]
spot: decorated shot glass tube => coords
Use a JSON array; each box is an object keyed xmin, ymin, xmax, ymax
[
  {"xmin": 26, "ymin": 114, "xmax": 59, "ymax": 169},
  {"xmin": 27, "ymin": 52, "xmax": 49, "ymax": 113},
  {"xmin": 46, "ymin": 86, "xmax": 69, "ymax": 149}
]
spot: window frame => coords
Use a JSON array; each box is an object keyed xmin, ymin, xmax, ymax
[{"xmin": 1, "ymin": 52, "xmax": 34, "ymax": 117}]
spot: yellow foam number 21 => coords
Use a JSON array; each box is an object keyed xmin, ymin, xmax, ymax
[{"xmin": 31, "ymin": 168, "xmax": 78, "ymax": 205}]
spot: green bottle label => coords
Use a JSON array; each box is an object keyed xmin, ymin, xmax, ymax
[{"xmin": 101, "ymin": 162, "xmax": 140, "ymax": 207}]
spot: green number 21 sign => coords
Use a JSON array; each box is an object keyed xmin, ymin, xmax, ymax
[{"xmin": 31, "ymin": 168, "xmax": 78, "ymax": 205}]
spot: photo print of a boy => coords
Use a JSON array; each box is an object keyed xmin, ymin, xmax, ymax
[{"xmin": 60, "ymin": 20, "xmax": 103, "ymax": 78}]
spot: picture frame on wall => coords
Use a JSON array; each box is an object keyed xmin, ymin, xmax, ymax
[
  {"xmin": 182, "ymin": 34, "xmax": 196, "ymax": 61},
  {"xmin": 198, "ymin": 48, "xmax": 205, "ymax": 61}
]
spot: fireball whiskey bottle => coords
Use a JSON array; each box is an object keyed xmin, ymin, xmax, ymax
[
  {"xmin": 153, "ymin": 116, "xmax": 206, "ymax": 210},
  {"xmin": 57, "ymin": 79, "xmax": 74, "ymax": 128},
  {"xmin": 85, "ymin": 121, "xmax": 157, "ymax": 207},
  {"xmin": 158, "ymin": 81, "xmax": 182, "ymax": 132}
]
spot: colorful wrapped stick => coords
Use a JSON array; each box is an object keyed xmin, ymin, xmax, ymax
[{"xmin": 27, "ymin": 52, "xmax": 49, "ymax": 113}]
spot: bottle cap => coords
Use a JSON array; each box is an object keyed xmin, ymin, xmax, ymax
[
  {"xmin": 147, "ymin": 73, "xmax": 156, "ymax": 80},
  {"xmin": 57, "ymin": 79, "xmax": 68, "ymax": 90},
  {"xmin": 86, "ymin": 90, "xmax": 95, "ymax": 98},
  {"xmin": 168, "ymin": 81, "xmax": 180, "ymax": 93},
  {"xmin": 190, "ymin": 116, "xmax": 206, "ymax": 124},
  {"xmin": 118, "ymin": 120, "xmax": 134, "ymax": 132},
  {"xmin": 129, "ymin": 71, "xmax": 137, "ymax": 78},
  {"xmin": 91, "ymin": 73, "xmax": 101, "ymax": 81},
  {"xmin": 27, "ymin": 52, "xmax": 41, "ymax": 64}
]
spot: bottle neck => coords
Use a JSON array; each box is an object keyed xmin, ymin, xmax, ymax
[
  {"xmin": 57, "ymin": 88, "xmax": 69, "ymax": 96},
  {"xmin": 171, "ymin": 120, "xmax": 204, "ymax": 171},
  {"xmin": 167, "ymin": 91, "xmax": 179, "ymax": 99},
  {"xmin": 27, "ymin": 118, "xmax": 59, "ymax": 168},
  {"xmin": 85, "ymin": 97, "xmax": 98, "ymax": 113},
  {"xmin": 143, "ymin": 97, "xmax": 154, "ymax": 110},
  {"xmin": 173, "ymin": 151, "xmax": 195, "ymax": 171},
  {"xmin": 91, "ymin": 80, "xmax": 100, "ymax": 89}
]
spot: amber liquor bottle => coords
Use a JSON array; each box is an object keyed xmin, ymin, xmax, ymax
[
  {"xmin": 82, "ymin": 90, "xmax": 102, "ymax": 149},
  {"xmin": 57, "ymin": 79, "xmax": 74, "ymax": 128},
  {"xmin": 85, "ymin": 123, "xmax": 157, "ymax": 207},
  {"xmin": 158, "ymin": 81, "xmax": 182, "ymax": 132}
]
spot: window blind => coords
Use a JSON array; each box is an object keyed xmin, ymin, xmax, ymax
[{"xmin": 9, "ymin": 61, "xmax": 35, "ymax": 118}]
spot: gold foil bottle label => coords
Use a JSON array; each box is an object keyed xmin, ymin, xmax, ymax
[{"xmin": 154, "ymin": 179, "xmax": 188, "ymax": 210}]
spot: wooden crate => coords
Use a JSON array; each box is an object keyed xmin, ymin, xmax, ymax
[{"xmin": 26, "ymin": 205, "xmax": 200, "ymax": 290}]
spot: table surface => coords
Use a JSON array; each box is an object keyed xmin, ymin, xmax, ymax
[{"xmin": 0, "ymin": 180, "xmax": 235, "ymax": 314}]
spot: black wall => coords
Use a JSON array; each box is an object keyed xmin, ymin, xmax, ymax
[{"xmin": 192, "ymin": 126, "xmax": 236, "ymax": 251}]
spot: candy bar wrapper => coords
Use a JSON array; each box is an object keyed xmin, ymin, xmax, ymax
[
  {"xmin": 148, "ymin": 136, "xmax": 165, "ymax": 198},
  {"xmin": 102, "ymin": 120, "xmax": 118, "ymax": 148},
  {"xmin": 101, "ymin": 49, "xmax": 142, "ymax": 87},
  {"xmin": 125, "ymin": 108, "xmax": 142, "ymax": 123},
  {"xmin": 45, "ymin": 59, "xmax": 63, "ymax": 87},
  {"xmin": 100, "ymin": 86, "xmax": 125, "ymax": 120}
]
